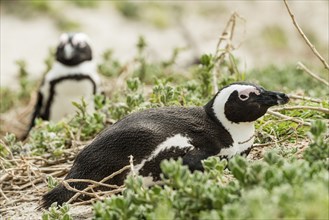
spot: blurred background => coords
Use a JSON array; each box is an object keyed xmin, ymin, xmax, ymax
[
  {"xmin": 0, "ymin": 0, "xmax": 329, "ymax": 137},
  {"xmin": 1, "ymin": 0, "xmax": 328, "ymax": 89}
]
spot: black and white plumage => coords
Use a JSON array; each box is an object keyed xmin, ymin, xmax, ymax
[
  {"xmin": 26, "ymin": 33, "xmax": 101, "ymax": 136},
  {"xmin": 40, "ymin": 82, "xmax": 289, "ymax": 209}
]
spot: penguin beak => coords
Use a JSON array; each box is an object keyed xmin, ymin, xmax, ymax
[{"xmin": 258, "ymin": 89, "xmax": 289, "ymax": 107}]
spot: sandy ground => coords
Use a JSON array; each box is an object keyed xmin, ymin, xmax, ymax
[
  {"xmin": 3, "ymin": 203, "xmax": 93, "ymax": 220},
  {"xmin": 3, "ymin": 202, "xmax": 93, "ymax": 220},
  {"xmin": 0, "ymin": 1, "xmax": 328, "ymax": 219},
  {"xmin": 1, "ymin": 1, "xmax": 328, "ymax": 89}
]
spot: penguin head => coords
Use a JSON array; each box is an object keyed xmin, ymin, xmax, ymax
[
  {"xmin": 55, "ymin": 33, "xmax": 92, "ymax": 66},
  {"xmin": 207, "ymin": 82, "xmax": 289, "ymax": 124}
]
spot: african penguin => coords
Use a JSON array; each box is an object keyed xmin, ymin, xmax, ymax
[
  {"xmin": 25, "ymin": 33, "xmax": 101, "ymax": 136},
  {"xmin": 39, "ymin": 82, "xmax": 289, "ymax": 209}
]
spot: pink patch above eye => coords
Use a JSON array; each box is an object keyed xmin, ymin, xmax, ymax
[
  {"xmin": 59, "ymin": 34, "xmax": 69, "ymax": 44},
  {"xmin": 239, "ymin": 88, "xmax": 260, "ymax": 96},
  {"xmin": 72, "ymin": 33, "xmax": 89, "ymax": 46}
]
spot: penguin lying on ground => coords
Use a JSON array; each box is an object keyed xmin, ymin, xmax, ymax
[
  {"xmin": 39, "ymin": 82, "xmax": 289, "ymax": 209},
  {"xmin": 24, "ymin": 33, "xmax": 101, "ymax": 138}
]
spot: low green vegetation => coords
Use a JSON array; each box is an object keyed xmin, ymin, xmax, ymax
[
  {"xmin": 0, "ymin": 60, "xmax": 37, "ymax": 113},
  {"xmin": 0, "ymin": 35, "xmax": 328, "ymax": 219},
  {"xmin": 304, "ymin": 120, "xmax": 329, "ymax": 168},
  {"xmin": 0, "ymin": 87, "xmax": 16, "ymax": 113},
  {"xmin": 93, "ymin": 121, "xmax": 328, "ymax": 219},
  {"xmin": 249, "ymin": 64, "xmax": 328, "ymax": 97},
  {"xmin": 42, "ymin": 203, "xmax": 72, "ymax": 220}
]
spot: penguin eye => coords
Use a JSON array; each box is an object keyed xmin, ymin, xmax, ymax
[{"xmin": 239, "ymin": 94, "xmax": 249, "ymax": 101}]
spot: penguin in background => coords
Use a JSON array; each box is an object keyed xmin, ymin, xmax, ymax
[
  {"xmin": 25, "ymin": 33, "xmax": 101, "ymax": 137},
  {"xmin": 39, "ymin": 82, "xmax": 289, "ymax": 209}
]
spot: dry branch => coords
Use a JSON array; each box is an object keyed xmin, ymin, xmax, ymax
[
  {"xmin": 65, "ymin": 179, "xmax": 120, "ymax": 189},
  {"xmin": 212, "ymin": 12, "xmax": 246, "ymax": 93},
  {"xmin": 288, "ymin": 94, "xmax": 322, "ymax": 103},
  {"xmin": 254, "ymin": 124, "xmax": 301, "ymax": 148},
  {"xmin": 0, "ymin": 187, "xmax": 10, "ymax": 201},
  {"xmin": 297, "ymin": 62, "xmax": 329, "ymax": 86},
  {"xmin": 272, "ymin": 106, "xmax": 329, "ymax": 114},
  {"xmin": 63, "ymin": 181, "xmax": 124, "ymax": 199},
  {"xmin": 62, "ymin": 181, "xmax": 103, "ymax": 197},
  {"xmin": 283, "ymin": 0, "xmax": 329, "ymax": 70},
  {"xmin": 65, "ymin": 163, "xmax": 131, "ymax": 205},
  {"xmin": 267, "ymin": 110, "xmax": 311, "ymax": 126},
  {"xmin": 0, "ymin": 152, "xmax": 73, "ymax": 214},
  {"xmin": 0, "ymin": 173, "xmax": 10, "ymax": 184}
]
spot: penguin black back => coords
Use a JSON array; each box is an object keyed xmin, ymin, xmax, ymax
[{"xmin": 39, "ymin": 82, "xmax": 289, "ymax": 209}]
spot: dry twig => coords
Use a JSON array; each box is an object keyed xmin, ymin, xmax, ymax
[
  {"xmin": 0, "ymin": 152, "xmax": 73, "ymax": 213},
  {"xmin": 283, "ymin": 0, "xmax": 329, "ymax": 70},
  {"xmin": 65, "ymin": 163, "xmax": 131, "ymax": 205},
  {"xmin": 297, "ymin": 62, "xmax": 329, "ymax": 86},
  {"xmin": 267, "ymin": 110, "xmax": 311, "ymax": 126},
  {"xmin": 288, "ymin": 94, "xmax": 322, "ymax": 103},
  {"xmin": 272, "ymin": 105, "xmax": 329, "ymax": 114},
  {"xmin": 0, "ymin": 173, "xmax": 10, "ymax": 184},
  {"xmin": 63, "ymin": 157, "xmax": 138, "ymax": 206},
  {"xmin": 212, "ymin": 12, "xmax": 246, "ymax": 93},
  {"xmin": 254, "ymin": 124, "xmax": 301, "ymax": 148},
  {"xmin": 0, "ymin": 187, "xmax": 10, "ymax": 201},
  {"xmin": 65, "ymin": 179, "xmax": 120, "ymax": 189}
]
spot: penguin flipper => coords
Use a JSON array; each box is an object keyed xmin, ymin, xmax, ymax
[
  {"xmin": 29, "ymin": 91, "xmax": 44, "ymax": 129},
  {"xmin": 22, "ymin": 91, "xmax": 43, "ymax": 140},
  {"xmin": 182, "ymin": 149, "xmax": 213, "ymax": 172}
]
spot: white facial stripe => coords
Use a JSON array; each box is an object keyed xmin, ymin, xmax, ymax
[
  {"xmin": 213, "ymin": 85, "xmax": 258, "ymax": 116},
  {"xmin": 213, "ymin": 84, "xmax": 256, "ymax": 158},
  {"xmin": 59, "ymin": 33, "xmax": 69, "ymax": 44},
  {"xmin": 133, "ymin": 134, "xmax": 194, "ymax": 174},
  {"xmin": 72, "ymin": 33, "xmax": 90, "ymax": 46}
]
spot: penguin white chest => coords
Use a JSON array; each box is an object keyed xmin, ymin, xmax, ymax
[
  {"xmin": 218, "ymin": 123, "xmax": 255, "ymax": 158},
  {"xmin": 50, "ymin": 79, "xmax": 95, "ymax": 121}
]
